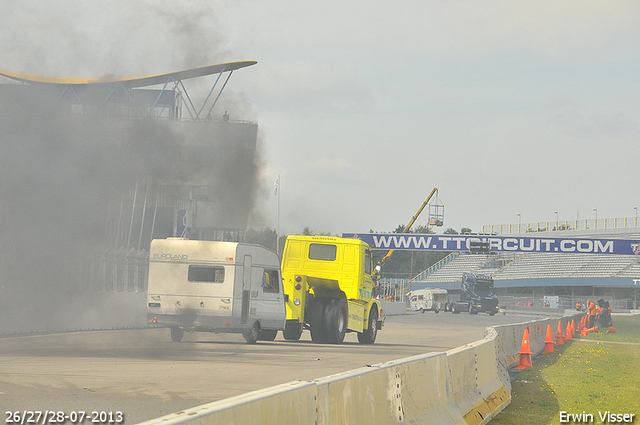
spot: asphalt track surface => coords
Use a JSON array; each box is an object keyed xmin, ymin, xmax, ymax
[{"xmin": 0, "ymin": 312, "xmax": 540, "ymax": 424}]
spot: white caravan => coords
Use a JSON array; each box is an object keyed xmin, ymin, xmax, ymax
[
  {"xmin": 147, "ymin": 238, "xmax": 285, "ymax": 344},
  {"xmin": 409, "ymin": 288, "xmax": 449, "ymax": 313}
]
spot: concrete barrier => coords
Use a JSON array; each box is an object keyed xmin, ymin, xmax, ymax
[
  {"xmin": 446, "ymin": 338, "xmax": 509, "ymax": 425},
  {"xmin": 379, "ymin": 299, "xmax": 408, "ymax": 315},
  {"xmin": 136, "ymin": 381, "xmax": 317, "ymax": 425},
  {"xmin": 138, "ymin": 312, "xmax": 583, "ymax": 425},
  {"xmin": 315, "ymin": 352, "xmax": 462, "ymax": 425}
]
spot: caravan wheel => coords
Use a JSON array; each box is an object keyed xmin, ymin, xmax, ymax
[
  {"xmin": 243, "ymin": 322, "xmax": 260, "ymax": 344},
  {"xmin": 170, "ymin": 328, "xmax": 184, "ymax": 342}
]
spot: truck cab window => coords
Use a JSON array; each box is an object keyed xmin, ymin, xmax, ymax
[
  {"xmin": 309, "ymin": 244, "xmax": 337, "ymax": 261},
  {"xmin": 364, "ymin": 250, "xmax": 372, "ymax": 274},
  {"xmin": 188, "ymin": 265, "xmax": 225, "ymax": 283},
  {"xmin": 262, "ymin": 270, "xmax": 280, "ymax": 294}
]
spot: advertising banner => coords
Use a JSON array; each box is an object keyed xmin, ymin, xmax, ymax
[{"xmin": 341, "ymin": 233, "xmax": 640, "ymax": 256}]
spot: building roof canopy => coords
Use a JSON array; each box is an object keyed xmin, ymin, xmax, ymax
[{"xmin": 0, "ymin": 61, "xmax": 257, "ymax": 88}]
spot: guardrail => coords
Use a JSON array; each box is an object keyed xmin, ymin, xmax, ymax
[{"xmin": 137, "ymin": 312, "xmax": 583, "ymax": 425}]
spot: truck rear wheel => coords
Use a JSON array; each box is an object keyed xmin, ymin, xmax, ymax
[
  {"xmin": 283, "ymin": 321, "xmax": 303, "ymax": 341},
  {"xmin": 170, "ymin": 328, "xmax": 184, "ymax": 342},
  {"xmin": 258, "ymin": 329, "xmax": 278, "ymax": 341},
  {"xmin": 357, "ymin": 306, "xmax": 378, "ymax": 344},
  {"xmin": 309, "ymin": 298, "xmax": 329, "ymax": 343},
  {"xmin": 325, "ymin": 299, "xmax": 347, "ymax": 344}
]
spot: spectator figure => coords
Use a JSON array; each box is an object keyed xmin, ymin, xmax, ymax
[
  {"xmin": 587, "ymin": 300, "xmax": 597, "ymax": 328},
  {"xmin": 599, "ymin": 301, "xmax": 613, "ymax": 328}
]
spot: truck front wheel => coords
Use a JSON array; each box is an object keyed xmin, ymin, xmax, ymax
[{"xmin": 357, "ymin": 306, "xmax": 378, "ymax": 344}]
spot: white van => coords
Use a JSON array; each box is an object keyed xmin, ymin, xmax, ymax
[
  {"xmin": 409, "ymin": 288, "xmax": 448, "ymax": 313},
  {"xmin": 147, "ymin": 238, "xmax": 285, "ymax": 344}
]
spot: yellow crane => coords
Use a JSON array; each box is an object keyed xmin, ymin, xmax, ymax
[{"xmin": 373, "ymin": 188, "xmax": 444, "ymax": 279}]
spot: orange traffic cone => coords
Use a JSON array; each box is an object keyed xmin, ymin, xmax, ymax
[
  {"xmin": 606, "ymin": 327, "xmax": 616, "ymax": 333},
  {"xmin": 515, "ymin": 328, "xmax": 533, "ymax": 369},
  {"xmin": 556, "ymin": 321, "xmax": 564, "ymax": 345},
  {"xmin": 543, "ymin": 324, "xmax": 555, "ymax": 354},
  {"xmin": 571, "ymin": 319, "xmax": 576, "ymax": 336},
  {"xmin": 565, "ymin": 322, "xmax": 572, "ymax": 341},
  {"xmin": 581, "ymin": 325, "xmax": 599, "ymax": 336},
  {"xmin": 577, "ymin": 315, "xmax": 585, "ymax": 332}
]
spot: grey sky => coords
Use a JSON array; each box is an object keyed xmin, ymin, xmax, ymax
[{"xmin": 2, "ymin": 0, "xmax": 638, "ymax": 236}]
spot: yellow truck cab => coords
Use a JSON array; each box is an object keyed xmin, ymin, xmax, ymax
[{"xmin": 280, "ymin": 235, "xmax": 382, "ymax": 344}]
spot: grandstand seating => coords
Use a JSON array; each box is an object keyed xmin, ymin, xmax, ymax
[
  {"xmin": 617, "ymin": 261, "xmax": 640, "ymax": 277},
  {"xmin": 413, "ymin": 250, "xmax": 640, "ymax": 283},
  {"xmin": 409, "ymin": 228, "xmax": 640, "ymax": 311}
]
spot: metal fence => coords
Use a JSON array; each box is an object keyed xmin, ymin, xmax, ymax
[
  {"xmin": 377, "ymin": 277, "xmax": 408, "ymax": 303},
  {"xmin": 483, "ymin": 216, "xmax": 640, "ymax": 234},
  {"xmin": 497, "ymin": 295, "xmax": 637, "ymax": 311},
  {"xmin": 85, "ymin": 248, "xmax": 149, "ymax": 292}
]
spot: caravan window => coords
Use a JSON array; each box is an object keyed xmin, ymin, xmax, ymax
[
  {"xmin": 309, "ymin": 244, "xmax": 337, "ymax": 261},
  {"xmin": 188, "ymin": 265, "xmax": 225, "ymax": 283},
  {"xmin": 262, "ymin": 270, "xmax": 280, "ymax": 294}
]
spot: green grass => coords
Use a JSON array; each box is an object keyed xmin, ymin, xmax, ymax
[{"xmin": 491, "ymin": 314, "xmax": 640, "ymax": 424}]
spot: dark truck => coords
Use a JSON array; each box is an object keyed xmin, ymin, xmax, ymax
[{"xmin": 450, "ymin": 272, "xmax": 499, "ymax": 315}]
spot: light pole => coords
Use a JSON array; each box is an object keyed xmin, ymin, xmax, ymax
[
  {"xmin": 555, "ymin": 211, "xmax": 558, "ymax": 230},
  {"xmin": 594, "ymin": 208, "xmax": 598, "ymax": 229},
  {"xmin": 274, "ymin": 175, "xmax": 281, "ymax": 254},
  {"xmin": 634, "ymin": 206, "xmax": 637, "ymax": 227},
  {"xmin": 517, "ymin": 213, "xmax": 521, "ymax": 233}
]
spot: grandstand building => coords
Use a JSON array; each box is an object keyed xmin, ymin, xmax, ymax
[
  {"xmin": 0, "ymin": 62, "xmax": 259, "ymax": 293},
  {"xmin": 410, "ymin": 224, "xmax": 640, "ymax": 311}
]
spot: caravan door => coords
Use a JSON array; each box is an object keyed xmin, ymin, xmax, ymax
[
  {"xmin": 241, "ymin": 255, "xmax": 252, "ymax": 325},
  {"xmin": 253, "ymin": 268, "xmax": 285, "ymax": 330}
]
